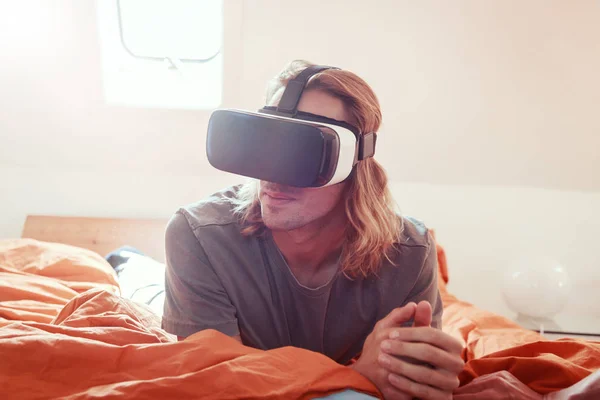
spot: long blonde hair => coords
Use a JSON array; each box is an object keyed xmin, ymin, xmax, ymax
[{"xmin": 231, "ymin": 60, "xmax": 402, "ymax": 278}]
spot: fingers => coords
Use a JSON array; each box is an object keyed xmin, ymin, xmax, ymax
[
  {"xmin": 381, "ymin": 339, "xmax": 465, "ymax": 374},
  {"xmin": 378, "ymin": 352, "xmax": 460, "ymax": 391},
  {"xmin": 378, "ymin": 303, "xmax": 417, "ymax": 330},
  {"xmin": 387, "ymin": 372, "xmax": 450, "ymax": 400},
  {"xmin": 413, "ymin": 300, "xmax": 433, "ymax": 327},
  {"xmin": 388, "ymin": 327, "xmax": 464, "ymax": 355}
]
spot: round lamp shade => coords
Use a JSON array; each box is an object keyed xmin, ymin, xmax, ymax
[{"xmin": 502, "ymin": 255, "xmax": 571, "ymax": 319}]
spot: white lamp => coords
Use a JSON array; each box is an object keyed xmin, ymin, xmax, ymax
[{"xmin": 502, "ymin": 254, "xmax": 571, "ymax": 333}]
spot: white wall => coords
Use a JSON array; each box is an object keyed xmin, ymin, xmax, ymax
[
  {"xmin": 391, "ymin": 182, "xmax": 600, "ymax": 325},
  {"xmin": 238, "ymin": 0, "xmax": 600, "ymax": 192},
  {"xmin": 1, "ymin": 1, "xmax": 599, "ymax": 191},
  {"xmin": 1, "ymin": 1, "xmax": 599, "ymax": 329}
]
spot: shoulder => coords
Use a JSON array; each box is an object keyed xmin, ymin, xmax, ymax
[
  {"xmin": 165, "ymin": 185, "xmax": 252, "ymax": 261},
  {"xmin": 397, "ymin": 216, "xmax": 432, "ymax": 249},
  {"xmin": 173, "ymin": 185, "xmax": 244, "ymax": 231},
  {"xmin": 384, "ymin": 215, "xmax": 436, "ymax": 276},
  {"xmin": 165, "ymin": 185, "xmax": 247, "ymax": 247}
]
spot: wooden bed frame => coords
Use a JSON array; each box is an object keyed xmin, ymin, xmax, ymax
[{"xmin": 21, "ymin": 215, "xmax": 170, "ymax": 262}]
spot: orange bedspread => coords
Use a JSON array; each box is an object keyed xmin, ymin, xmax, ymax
[
  {"xmin": 434, "ymin": 235, "xmax": 600, "ymax": 395},
  {"xmin": 0, "ymin": 240, "xmax": 377, "ymax": 399},
  {"xmin": 1, "ymin": 237, "xmax": 599, "ymax": 399}
]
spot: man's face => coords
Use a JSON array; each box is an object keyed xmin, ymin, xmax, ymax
[{"xmin": 258, "ymin": 90, "xmax": 352, "ymax": 231}]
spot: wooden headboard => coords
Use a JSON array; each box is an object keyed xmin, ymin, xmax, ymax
[{"xmin": 22, "ymin": 215, "xmax": 170, "ymax": 262}]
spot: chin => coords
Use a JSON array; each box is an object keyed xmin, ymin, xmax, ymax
[
  {"xmin": 261, "ymin": 217, "xmax": 286, "ymax": 231},
  {"xmin": 261, "ymin": 214, "xmax": 305, "ymax": 231}
]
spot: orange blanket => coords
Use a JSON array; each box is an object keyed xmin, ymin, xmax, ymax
[
  {"xmin": 0, "ymin": 240, "xmax": 377, "ymax": 399},
  {"xmin": 434, "ymin": 235, "xmax": 600, "ymax": 395},
  {"xmin": 1, "ymin": 237, "xmax": 599, "ymax": 399}
]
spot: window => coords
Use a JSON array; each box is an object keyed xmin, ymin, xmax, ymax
[{"xmin": 96, "ymin": 0, "xmax": 223, "ymax": 109}]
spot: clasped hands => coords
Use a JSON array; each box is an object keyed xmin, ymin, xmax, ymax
[{"xmin": 352, "ymin": 301, "xmax": 464, "ymax": 400}]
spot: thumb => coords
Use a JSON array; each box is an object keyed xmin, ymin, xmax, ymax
[
  {"xmin": 413, "ymin": 300, "xmax": 433, "ymax": 327},
  {"xmin": 379, "ymin": 302, "xmax": 417, "ymax": 330}
]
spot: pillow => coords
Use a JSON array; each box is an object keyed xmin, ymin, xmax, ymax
[{"xmin": 106, "ymin": 248, "xmax": 166, "ymax": 318}]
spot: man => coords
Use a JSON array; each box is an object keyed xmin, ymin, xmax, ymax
[{"xmin": 162, "ymin": 61, "xmax": 464, "ymax": 399}]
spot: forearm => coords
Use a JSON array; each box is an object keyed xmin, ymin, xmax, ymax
[{"xmin": 347, "ymin": 357, "xmax": 367, "ymax": 377}]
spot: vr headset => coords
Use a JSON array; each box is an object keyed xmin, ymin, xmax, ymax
[{"xmin": 206, "ymin": 65, "xmax": 377, "ymax": 188}]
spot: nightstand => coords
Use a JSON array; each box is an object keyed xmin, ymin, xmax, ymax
[
  {"xmin": 515, "ymin": 313, "xmax": 600, "ymax": 341},
  {"xmin": 541, "ymin": 332, "xmax": 600, "ymax": 341}
]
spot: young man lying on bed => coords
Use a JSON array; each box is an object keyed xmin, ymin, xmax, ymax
[{"xmin": 162, "ymin": 61, "xmax": 460, "ymax": 400}]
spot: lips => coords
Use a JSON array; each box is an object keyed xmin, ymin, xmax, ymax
[
  {"xmin": 264, "ymin": 191, "xmax": 295, "ymax": 201},
  {"xmin": 261, "ymin": 189, "xmax": 297, "ymax": 208}
]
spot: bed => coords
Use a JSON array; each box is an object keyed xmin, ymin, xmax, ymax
[
  {"xmin": 1, "ymin": 215, "xmax": 598, "ymax": 399},
  {"xmin": 21, "ymin": 215, "xmax": 169, "ymax": 262}
]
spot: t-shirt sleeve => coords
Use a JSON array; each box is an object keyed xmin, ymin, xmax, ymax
[
  {"xmin": 404, "ymin": 232, "xmax": 443, "ymax": 330},
  {"xmin": 161, "ymin": 210, "xmax": 240, "ymax": 338}
]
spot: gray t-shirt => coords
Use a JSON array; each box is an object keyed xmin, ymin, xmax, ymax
[{"xmin": 162, "ymin": 186, "xmax": 442, "ymax": 365}]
